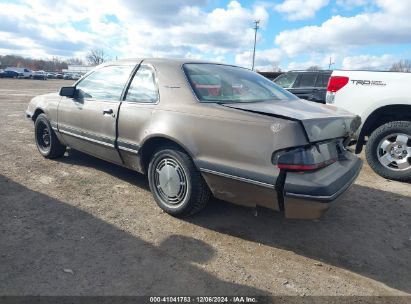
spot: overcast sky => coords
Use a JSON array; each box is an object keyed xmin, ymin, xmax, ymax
[{"xmin": 0, "ymin": 0, "xmax": 410, "ymax": 70}]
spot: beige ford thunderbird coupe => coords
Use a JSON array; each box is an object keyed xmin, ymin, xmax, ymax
[{"xmin": 26, "ymin": 59, "xmax": 362, "ymax": 219}]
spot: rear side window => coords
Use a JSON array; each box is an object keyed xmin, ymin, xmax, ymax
[
  {"xmin": 76, "ymin": 65, "xmax": 134, "ymax": 101},
  {"xmin": 273, "ymin": 73, "xmax": 298, "ymax": 88},
  {"xmin": 125, "ymin": 66, "xmax": 158, "ymax": 103},
  {"xmin": 295, "ymin": 73, "xmax": 317, "ymax": 88},
  {"xmin": 315, "ymin": 73, "xmax": 331, "ymax": 87}
]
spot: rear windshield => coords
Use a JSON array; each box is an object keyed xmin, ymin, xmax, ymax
[{"xmin": 183, "ymin": 63, "xmax": 298, "ymax": 103}]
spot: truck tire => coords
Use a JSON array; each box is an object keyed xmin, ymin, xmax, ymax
[
  {"xmin": 34, "ymin": 114, "xmax": 66, "ymax": 159},
  {"xmin": 366, "ymin": 121, "xmax": 411, "ymax": 181},
  {"xmin": 148, "ymin": 144, "xmax": 210, "ymax": 217}
]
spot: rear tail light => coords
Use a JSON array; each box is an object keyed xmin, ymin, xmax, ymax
[
  {"xmin": 327, "ymin": 76, "xmax": 349, "ymax": 93},
  {"xmin": 273, "ymin": 143, "xmax": 338, "ymax": 172},
  {"xmin": 326, "ymin": 76, "xmax": 349, "ymax": 104}
]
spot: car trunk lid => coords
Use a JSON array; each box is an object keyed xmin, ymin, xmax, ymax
[{"xmin": 222, "ymin": 99, "xmax": 361, "ymax": 143}]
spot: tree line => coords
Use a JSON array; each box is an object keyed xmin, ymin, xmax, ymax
[
  {"xmin": 1, "ymin": 50, "xmax": 411, "ymax": 72},
  {"xmin": 305, "ymin": 59, "xmax": 411, "ymax": 72},
  {"xmin": 0, "ymin": 55, "xmax": 87, "ymax": 72}
]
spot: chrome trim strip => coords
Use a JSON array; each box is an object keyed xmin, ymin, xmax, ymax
[
  {"xmin": 285, "ymin": 192, "xmax": 335, "ymax": 201},
  {"xmin": 59, "ymin": 124, "xmax": 113, "ymax": 142},
  {"xmin": 59, "ymin": 129, "xmax": 114, "ymax": 148},
  {"xmin": 118, "ymin": 146, "xmax": 139, "ymax": 154},
  {"xmin": 117, "ymin": 139, "xmax": 140, "ymax": 154},
  {"xmin": 200, "ymin": 168, "xmax": 274, "ymax": 189}
]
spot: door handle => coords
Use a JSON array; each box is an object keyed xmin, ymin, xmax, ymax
[{"xmin": 103, "ymin": 108, "xmax": 113, "ymax": 115}]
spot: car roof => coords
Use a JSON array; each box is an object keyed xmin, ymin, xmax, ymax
[
  {"xmin": 103, "ymin": 58, "xmax": 245, "ymax": 69},
  {"xmin": 287, "ymin": 70, "xmax": 332, "ymax": 73}
]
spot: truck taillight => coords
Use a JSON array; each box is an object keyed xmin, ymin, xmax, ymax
[
  {"xmin": 273, "ymin": 143, "xmax": 338, "ymax": 172},
  {"xmin": 326, "ymin": 76, "xmax": 349, "ymax": 104},
  {"xmin": 327, "ymin": 76, "xmax": 349, "ymax": 93}
]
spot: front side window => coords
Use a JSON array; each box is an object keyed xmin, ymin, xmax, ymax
[
  {"xmin": 76, "ymin": 65, "xmax": 134, "ymax": 101},
  {"xmin": 184, "ymin": 64, "xmax": 297, "ymax": 103},
  {"xmin": 273, "ymin": 73, "xmax": 298, "ymax": 88},
  {"xmin": 125, "ymin": 66, "xmax": 158, "ymax": 103}
]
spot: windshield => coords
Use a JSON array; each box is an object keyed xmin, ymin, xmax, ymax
[{"xmin": 183, "ymin": 63, "xmax": 298, "ymax": 103}]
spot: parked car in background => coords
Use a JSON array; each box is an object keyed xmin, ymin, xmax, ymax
[
  {"xmin": 63, "ymin": 73, "xmax": 73, "ymax": 80},
  {"xmin": 32, "ymin": 71, "xmax": 47, "ymax": 80},
  {"xmin": 71, "ymin": 73, "xmax": 81, "ymax": 80},
  {"xmin": 46, "ymin": 72, "xmax": 55, "ymax": 79},
  {"xmin": 326, "ymin": 70, "xmax": 411, "ymax": 181},
  {"xmin": 26, "ymin": 58, "xmax": 362, "ymax": 220},
  {"xmin": 274, "ymin": 70, "xmax": 332, "ymax": 103},
  {"xmin": 0, "ymin": 70, "xmax": 20, "ymax": 78},
  {"xmin": 6, "ymin": 67, "xmax": 32, "ymax": 79},
  {"xmin": 55, "ymin": 73, "xmax": 64, "ymax": 79}
]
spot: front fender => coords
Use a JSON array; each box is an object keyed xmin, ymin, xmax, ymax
[{"xmin": 26, "ymin": 93, "xmax": 60, "ymax": 122}]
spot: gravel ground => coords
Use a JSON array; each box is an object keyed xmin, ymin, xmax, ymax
[{"xmin": 0, "ymin": 78, "xmax": 410, "ymax": 297}]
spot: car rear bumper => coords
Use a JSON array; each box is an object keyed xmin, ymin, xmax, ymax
[{"xmin": 283, "ymin": 151, "xmax": 362, "ymax": 219}]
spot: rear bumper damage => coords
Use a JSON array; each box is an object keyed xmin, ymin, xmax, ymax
[{"xmin": 282, "ymin": 151, "xmax": 362, "ymax": 219}]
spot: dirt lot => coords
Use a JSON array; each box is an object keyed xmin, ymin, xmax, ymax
[{"xmin": 0, "ymin": 78, "xmax": 410, "ymax": 297}]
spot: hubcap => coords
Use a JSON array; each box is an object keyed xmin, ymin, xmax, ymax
[
  {"xmin": 154, "ymin": 157, "xmax": 187, "ymax": 205},
  {"xmin": 377, "ymin": 133, "xmax": 411, "ymax": 171}
]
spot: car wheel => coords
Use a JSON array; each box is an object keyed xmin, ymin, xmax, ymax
[
  {"xmin": 148, "ymin": 144, "xmax": 210, "ymax": 216},
  {"xmin": 34, "ymin": 114, "xmax": 66, "ymax": 159},
  {"xmin": 366, "ymin": 121, "xmax": 411, "ymax": 181}
]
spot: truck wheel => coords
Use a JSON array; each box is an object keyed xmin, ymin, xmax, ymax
[
  {"xmin": 148, "ymin": 144, "xmax": 210, "ymax": 217},
  {"xmin": 34, "ymin": 114, "xmax": 66, "ymax": 159},
  {"xmin": 366, "ymin": 121, "xmax": 411, "ymax": 181}
]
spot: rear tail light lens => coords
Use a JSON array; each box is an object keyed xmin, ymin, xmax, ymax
[
  {"xmin": 273, "ymin": 143, "xmax": 338, "ymax": 172},
  {"xmin": 277, "ymin": 158, "xmax": 337, "ymax": 171},
  {"xmin": 326, "ymin": 76, "xmax": 349, "ymax": 104},
  {"xmin": 327, "ymin": 76, "xmax": 349, "ymax": 93}
]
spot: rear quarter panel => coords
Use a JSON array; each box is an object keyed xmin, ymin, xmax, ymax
[{"xmin": 147, "ymin": 103, "xmax": 309, "ymax": 186}]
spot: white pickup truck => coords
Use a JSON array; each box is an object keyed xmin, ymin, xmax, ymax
[
  {"xmin": 5, "ymin": 67, "xmax": 32, "ymax": 78},
  {"xmin": 326, "ymin": 70, "xmax": 411, "ymax": 181}
]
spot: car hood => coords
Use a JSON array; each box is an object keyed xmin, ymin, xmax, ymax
[{"xmin": 222, "ymin": 99, "xmax": 361, "ymax": 143}]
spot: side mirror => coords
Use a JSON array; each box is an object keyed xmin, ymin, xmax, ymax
[{"xmin": 59, "ymin": 86, "xmax": 76, "ymax": 98}]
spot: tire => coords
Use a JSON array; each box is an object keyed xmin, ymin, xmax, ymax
[
  {"xmin": 34, "ymin": 114, "xmax": 66, "ymax": 159},
  {"xmin": 365, "ymin": 121, "xmax": 411, "ymax": 181},
  {"xmin": 147, "ymin": 144, "xmax": 210, "ymax": 216}
]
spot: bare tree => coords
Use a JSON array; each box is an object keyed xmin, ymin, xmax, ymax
[
  {"xmin": 307, "ymin": 65, "xmax": 321, "ymax": 71},
  {"xmin": 86, "ymin": 49, "xmax": 108, "ymax": 66},
  {"xmin": 67, "ymin": 57, "xmax": 85, "ymax": 66},
  {"xmin": 389, "ymin": 59, "xmax": 411, "ymax": 72}
]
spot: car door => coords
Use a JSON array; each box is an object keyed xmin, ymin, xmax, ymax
[
  {"xmin": 57, "ymin": 64, "xmax": 135, "ymax": 164},
  {"xmin": 289, "ymin": 73, "xmax": 318, "ymax": 101},
  {"xmin": 117, "ymin": 65, "xmax": 159, "ymax": 172}
]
